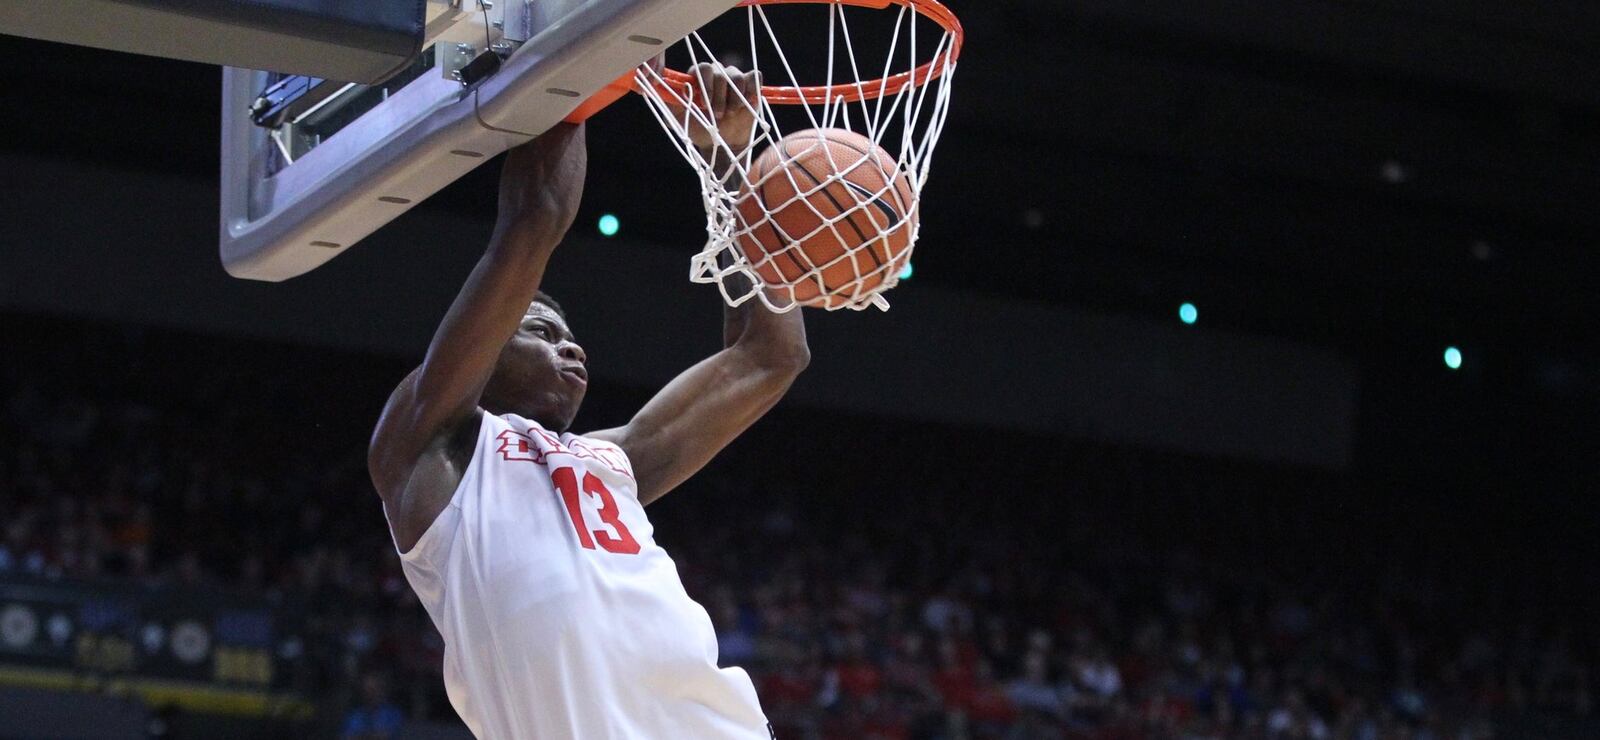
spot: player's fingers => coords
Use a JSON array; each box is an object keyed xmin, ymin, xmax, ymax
[
  {"xmin": 692, "ymin": 65, "xmax": 714, "ymax": 117},
  {"xmin": 740, "ymin": 70, "xmax": 762, "ymax": 109},
  {"xmin": 712, "ymin": 65, "xmax": 730, "ymax": 119},
  {"xmin": 727, "ymin": 67, "xmax": 746, "ymax": 108},
  {"xmin": 691, "ymin": 63, "xmax": 710, "ymax": 107}
]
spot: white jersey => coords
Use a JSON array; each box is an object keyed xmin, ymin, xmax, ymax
[{"xmin": 386, "ymin": 412, "xmax": 770, "ymax": 739}]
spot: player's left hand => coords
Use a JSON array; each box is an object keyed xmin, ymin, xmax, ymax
[{"xmin": 663, "ymin": 61, "xmax": 763, "ymax": 155}]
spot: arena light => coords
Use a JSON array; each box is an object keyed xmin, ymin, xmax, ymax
[
  {"xmin": 898, "ymin": 262, "xmax": 914, "ymax": 280},
  {"xmin": 1444, "ymin": 346, "xmax": 1462, "ymax": 370},
  {"xmin": 597, "ymin": 213, "xmax": 620, "ymax": 237},
  {"xmin": 1179, "ymin": 302, "xmax": 1198, "ymax": 325}
]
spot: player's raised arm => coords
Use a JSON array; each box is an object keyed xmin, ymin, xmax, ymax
[
  {"xmin": 368, "ymin": 125, "xmax": 586, "ymax": 523},
  {"xmin": 591, "ymin": 65, "xmax": 809, "ymax": 505},
  {"xmin": 593, "ymin": 263, "xmax": 808, "ymax": 505}
]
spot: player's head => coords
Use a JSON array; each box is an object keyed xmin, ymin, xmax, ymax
[{"xmin": 480, "ymin": 292, "xmax": 587, "ymax": 431}]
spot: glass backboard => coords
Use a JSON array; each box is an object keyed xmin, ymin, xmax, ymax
[{"xmin": 219, "ymin": 0, "xmax": 738, "ymax": 281}]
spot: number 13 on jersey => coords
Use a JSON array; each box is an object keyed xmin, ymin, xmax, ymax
[{"xmin": 551, "ymin": 467, "xmax": 641, "ymax": 554}]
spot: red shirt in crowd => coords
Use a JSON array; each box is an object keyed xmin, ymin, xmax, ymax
[{"xmin": 837, "ymin": 660, "xmax": 883, "ymax": 699}]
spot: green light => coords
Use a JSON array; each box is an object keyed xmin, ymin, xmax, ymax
[
  {"xmin": 1444, "ymin": 346, "xmax": 1462, "ymax": 370},
  {"xmin": 1179, "ymin": 302, "xmax": 1198, "ymax": 325},
  {"xmin": 597, "ymin": 213, "xmax": 620, "ymax": 237},
  {"xmin": 898, "ymin": 262, "xmax": 913, "ymax": 280}
]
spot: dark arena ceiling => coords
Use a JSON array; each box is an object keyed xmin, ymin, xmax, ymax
[{"xmin": 2, "ymin": 0, "xmax": 1598, "ymax": 386}]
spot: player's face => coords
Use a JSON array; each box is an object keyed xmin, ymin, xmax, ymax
[{"xmin": 482, "ymin": 302, "xmax": 587, "ymax": 431}]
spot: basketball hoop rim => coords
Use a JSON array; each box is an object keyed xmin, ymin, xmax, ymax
[{"xmin": 642, "ymin": 0, "xmax": 963, "ymax": 106}]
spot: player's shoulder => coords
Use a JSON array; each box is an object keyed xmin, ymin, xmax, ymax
[
  {"xmin": 567, "ymin": 429, "xmax": 624, "ymax": 454},
  {"xmin": 374, "ymin": 407, "xmax": 490, "ymax": 555}
]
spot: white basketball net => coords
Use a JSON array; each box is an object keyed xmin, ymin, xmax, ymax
[{"xmin": 634, "ymin": 0, "xmax": 959, "ymax": 312}]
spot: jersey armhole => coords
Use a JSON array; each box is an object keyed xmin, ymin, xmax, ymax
[{"xmin": 384, "ymin": 410, "xmax": 495, "ymax": 563}]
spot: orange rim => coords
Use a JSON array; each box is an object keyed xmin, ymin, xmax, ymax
[{"xmin": 642, "ymin": 0, "xmax": 962, "ymax": 106}]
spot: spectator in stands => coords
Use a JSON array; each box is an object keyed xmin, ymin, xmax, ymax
[
  {"xmin": 0, "ymin": 322, "xmax": 1594, "ymax": 738},
  {"xmin": 341, "ymin": 673, "xmax": 404, "ymax": 740}
]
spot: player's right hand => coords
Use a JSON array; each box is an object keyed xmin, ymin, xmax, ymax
[
  {"xmin": 507, "ymin": 122, "xmax": 587, "ymax": 243},
  {"xmin": 653, "ymin": 60, "xmax": 762, "ymax": 156}
]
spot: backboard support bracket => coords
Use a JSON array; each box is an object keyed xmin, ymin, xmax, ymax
[{"xmin": 220, "ymin": 0, "xmax": 736, "ymax": 282}]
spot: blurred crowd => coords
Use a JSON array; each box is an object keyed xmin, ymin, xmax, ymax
[{"xmin": 1, "ymin": 317, "xmax": 1594, "ymax": 739}]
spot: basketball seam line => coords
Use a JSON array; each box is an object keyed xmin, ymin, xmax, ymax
[
  {"xmin": 840, "ymin": 180, "xmax": 902, "ymax": 233},
  {"xmin": 756, "ymin": 174, "xmax": 816, "ymax": 283},
  {"xmin": 789, "ymin": 157, "xmax": 888, "ymax": 277},
  {"xmin": 821, "ymin": 137, "xmax": 913, "ymax": 217},
  {"xmin": 797, "ymin": 136, "xmax": 909, "ymax": 272}
]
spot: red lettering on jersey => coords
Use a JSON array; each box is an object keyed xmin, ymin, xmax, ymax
[
  {"xmin": 551, "ymin": 466, "xmax": 640, "ymax": 555},
  {"xmin": 552, "ymin": 467, "xmax": 596, "ymax": 550},
  {"xmin": 531, "ymin": 427, "xmax": 565, "ymax": 451},
  {"xmin": 567, "ymin": 439, "xmax": 634, "ymax": 480},
  {"xmin": 585, "ymin": 471, "xmax": 641, "ymax": 554},
  {"xmin": 495, "ymin": 430, "xmax": 548, "ymax": 463},
  {"xmin": 493, "ymin": 427, "xmax": 634, "ymax": 481}
]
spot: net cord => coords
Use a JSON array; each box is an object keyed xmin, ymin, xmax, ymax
[{"xmin": 632, "ymin": 1, "xmax": 957, "ymax": 312}]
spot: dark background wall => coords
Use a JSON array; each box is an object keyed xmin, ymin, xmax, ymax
[
  {"xmin": 3, "ymin": 0, "xmax": 1600, "ymax": 480},
  {"xmin": 0, "ymin": 152, "xmax": 1355, "ymax": 467}
]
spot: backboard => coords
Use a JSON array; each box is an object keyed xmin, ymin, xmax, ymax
[{"xmin": 220, "ymin": 0, "xmax": 739, "ymax": 281}]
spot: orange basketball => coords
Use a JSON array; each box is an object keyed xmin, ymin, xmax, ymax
[{"xmin": 735, "ymin": 128, "xmax": 917, "ymax": 308}]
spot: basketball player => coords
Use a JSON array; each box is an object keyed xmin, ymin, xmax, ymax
[{"xmin": 367, "ymin": 65, "xmax": 803, "ymax": 738}]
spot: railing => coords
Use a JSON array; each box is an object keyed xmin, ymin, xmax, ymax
[{"xmin": 0, "ymin": 573, "xmax": 314, "ymax": 719}]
